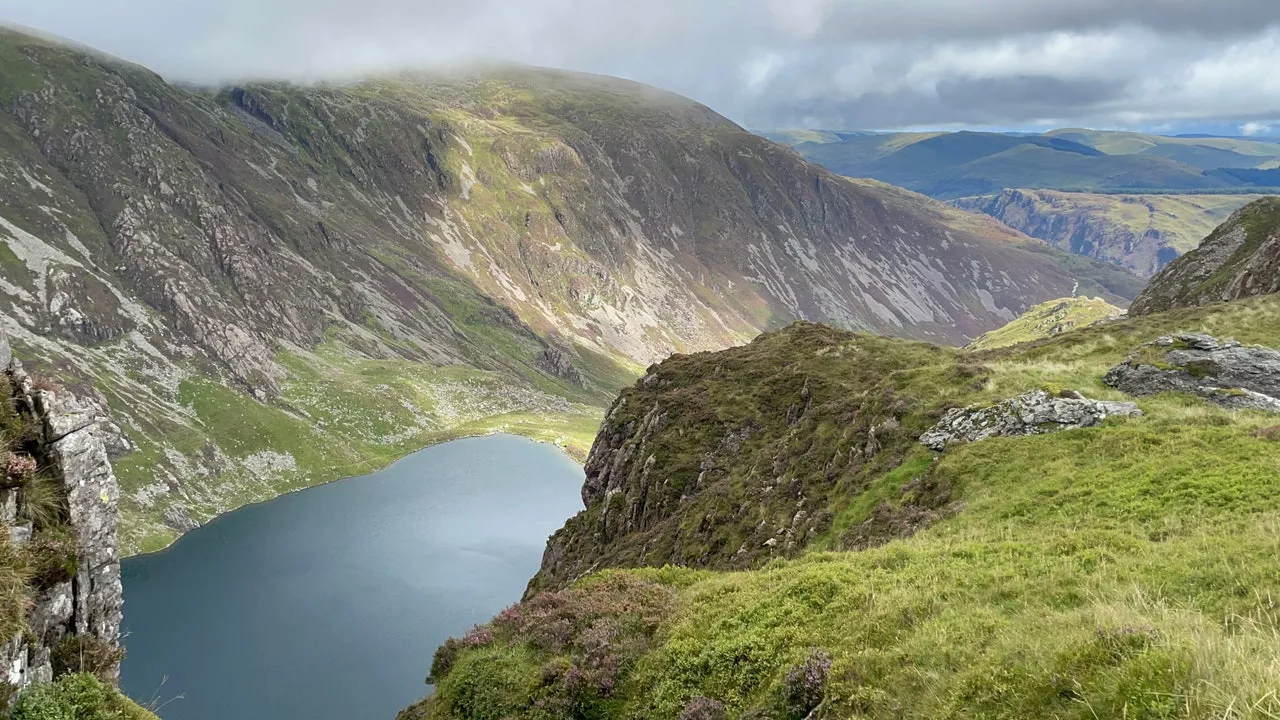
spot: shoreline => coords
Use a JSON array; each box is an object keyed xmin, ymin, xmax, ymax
[{"xmin": 122, "ymin": 425, "xmax": 592, "ymax": 559}]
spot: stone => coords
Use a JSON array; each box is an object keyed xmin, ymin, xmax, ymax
[
  {"xmin": 536, "ymin": 346, "xmax": 585, "ymax": 387},
  {"xmin": 163, "ymin": 504, "xmax": 201, "ymax": 532},
  {"xmin": 9, "ymin": 524, "xmax": 31, "ymax": 546},
  {"xmin": 0, "ymin": 327, "xmax": 10, "ymax": 371},
  {"xmin": 919, "ymin": 390, "xmax": 1142, "ymax": 451},
  {"xmin": 1104, "ymin": 333, "xmax": 1280, "ymax": 413},
  {"xmin": 32, "ymin": 382, "xmax": 125, "ymax": 682}
]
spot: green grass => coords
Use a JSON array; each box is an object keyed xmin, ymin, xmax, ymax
[
  {"xmin": 967, "ymin": 297, "xmax": 1122, "ymax": 351},
  {"xmin": 415, "ymin": 293, "xmax": 1280, "ymax": 719},
  {"xmin": 10, "ymin": 673, "xmax": 158, "ymax": 720}
]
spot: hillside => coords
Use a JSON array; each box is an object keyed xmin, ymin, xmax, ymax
[
  {"xmin": 953, "ymin": 190, "xmax": 1262, "ymax": 276},
  {"xmin": 966, "ymin": 296, "xmax": 1122, "ymax": 350},
  {"xmin": 406, "ymin": 292, "xmax": 1280, "ymax": 720},
  {"xmin": 1132, "ymin": 197, "xmax": 1280, "ymax": 315},
  {"xmin": 0, "ymin": 29, "xmax": 1139, "ymax": 551}
]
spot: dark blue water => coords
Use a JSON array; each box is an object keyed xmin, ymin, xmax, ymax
[{"xmin": 120, "ymin": 435, "xmax": 584, "ymax": 720}]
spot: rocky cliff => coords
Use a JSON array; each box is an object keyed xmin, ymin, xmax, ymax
[
  {"xmin": 1131, "ymin": 196, "xmax": 1280, "ymax": 315},
  {"xmin": 0, "ymin": 27, "xmax": 1140, "ymax": 550},
  {"xmin": 953, "ymin": 189, "xmax": 1259, "ymax": 277},
  {"xmin": 0, "ymin": 328, "xmax": 125, "ymax": 706}
]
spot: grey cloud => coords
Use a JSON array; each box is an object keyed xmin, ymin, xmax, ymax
[{"xmin": 2, "ymin": 0, "xmax": 1280, "ymax": 131}]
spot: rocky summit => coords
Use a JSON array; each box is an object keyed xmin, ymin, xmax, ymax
[{"xmin": 0, "ymin": 28, "xmax": 1140, "ymax": 550}]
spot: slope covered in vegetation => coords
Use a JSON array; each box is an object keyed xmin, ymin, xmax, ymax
[
  {"xmin": 404, "ymin": 293, "xmax": 1280, "ymax": 720},
  {"xmin": 966, "ymin": 296, "xmax": 1122, "ymax": 351}
]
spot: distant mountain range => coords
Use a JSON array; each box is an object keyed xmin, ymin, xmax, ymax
[{"xmin": 765, "ymin": 128, "xmax": 1280, "ymax": 200}]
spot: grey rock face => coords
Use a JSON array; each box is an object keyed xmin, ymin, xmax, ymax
[
  {"xmin": 1104, "ymin": 333, "xmax": 1280, "ymax": 413},
  {"xmin": 920, "ymin": 390, "xmax": 1142, "ymax": 451},
  {"xmin": 536, "ymin": 347, "xmax": 585, "ymax": 387},
  {"xmin": 163, "ymin": 504, "xmax": 201, "ymax": 533},
  {"xmin": 1, "ymin": 340, "xmax": 125, "ymax": 692}
]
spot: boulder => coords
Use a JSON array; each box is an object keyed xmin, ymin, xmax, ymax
[
  {"xmin": 920, "ymin": 390, "xmax": 1141, "ymax": 451},
  {"xmin": 1104, "ymin": 333, "xmax": 1280, "ymax": 413}
]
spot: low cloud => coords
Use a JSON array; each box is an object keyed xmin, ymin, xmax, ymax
[{"xmin": 1, "ymin": 0, "xmax": 1279, "ymax": 130}]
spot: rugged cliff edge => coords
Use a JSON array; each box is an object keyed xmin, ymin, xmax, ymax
[
  {"xmin": 1131, "ymin": 196, "xmax": 1280, "ymax": 314},
  {"xmin": 405, "ymin": 293, "xmax": 1280, "ymax": 720},
  {"xmin": 0, "ymin": 328, "xmax": 141, "ymax": 715}
]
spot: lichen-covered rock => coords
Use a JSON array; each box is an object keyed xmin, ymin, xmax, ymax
[
  {"xmin": 1103, "ymin": 333, "xmax": 1280, "ymax": 413},
  {"xmin": 919, "ymin": 390, "xmax": 1141, "ymax": 450}
]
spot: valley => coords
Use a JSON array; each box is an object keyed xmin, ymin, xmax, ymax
[{"xmin": 0, "ymin": 28, "xmax": 1136, "ymax": 553}]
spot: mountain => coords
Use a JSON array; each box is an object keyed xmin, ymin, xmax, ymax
[
  {"xmin": 408, "ymin": 291, "xmax": 1280, "ymax": 719},
  {"xmin": 769, "ymin": 128, "xmax": 1280, "ymax": 278},
  {"xmin": 953, "ymin": 190, "xmax": 1262, "ymax": 276},
  {"xmin": 965, "ymin": 296, "xmax": 1122, "ymax": 351},
  {"xmin": 0, "ymin": 29, "xmax": 1136, "ymax": 551},
  {"xmin": 1131, "ymin": 197, "xmax": 1280, "ymax": 315},
  {"xmin": 770, "ymin": 129, "xmax": 1280, "ymax": 200}
]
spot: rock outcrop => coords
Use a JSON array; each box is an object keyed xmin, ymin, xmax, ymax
[
  {"xmin": 1131, "ymin": 197, "xmax": 1280, "ymax": 314},
  {"xmin": 1, "ymin": 328, "xmax": 124, "ymax": 697},
  {"xmin": 919, "ymin": 390, "xmax": 1142, "ymax": 450},
  {"xmin": 536, "ymin": 347, "xmax": 585, "ymax": 388},
  {"xmin": 1104, "ymin": 333, "xmax": 1280, "ymax": 413}
]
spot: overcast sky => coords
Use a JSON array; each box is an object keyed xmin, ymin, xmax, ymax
[{"xmin": 3, "ymin": 0, "xmax": 1280, "ymax": 132}]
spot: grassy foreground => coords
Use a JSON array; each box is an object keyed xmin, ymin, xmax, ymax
[{"xmin": 407, "ymin": 294, "xmax": 1280, "ymax": 720}]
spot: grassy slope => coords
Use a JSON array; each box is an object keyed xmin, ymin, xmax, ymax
[
  {"xmin": 410, "ymin": 293, "xmax": 1280, "ymax": 720},
  {"xmin": 966, "ymin": 296, "xmax": 1122, "ymax": 350},
  {"xmin": 104, "ymin": 343, "xmax": 609, "ymax": 553}
]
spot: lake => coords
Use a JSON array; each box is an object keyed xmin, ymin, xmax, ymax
[{"xmin": 120, "ymin": 434, "xmax": 584, "ymax": 720}]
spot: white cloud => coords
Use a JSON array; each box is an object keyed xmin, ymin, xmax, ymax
[
  {"xmin": 1, "ymin": 0, "xmax": 1279, "ymax": 129},
  {"xmin": 1241, "ymin": 122, "xmax": 1273, "ymax": 136}
]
